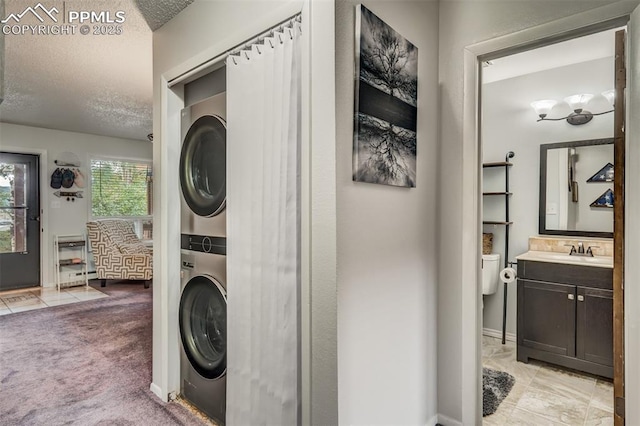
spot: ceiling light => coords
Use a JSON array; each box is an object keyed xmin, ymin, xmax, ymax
[{"xmin": 531, "ymin": 92, "xmax": 614, "ymax": 125}]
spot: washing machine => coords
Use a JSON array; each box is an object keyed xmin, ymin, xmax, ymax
[
  {"xmin": 179, "ymin": 249, "xmax": 227, "ymax": 424},
  {"xmin": 179, "ymin": 91, "xmax": 228, "ymax": 423}
]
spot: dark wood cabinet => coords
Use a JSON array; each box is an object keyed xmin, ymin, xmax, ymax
[
  {"xmin": 517, "ymin": 260, "xmax": 613, "ymax": 378},
  {"xmin": 576, "ymin": 287, "xmax": 614, "ymax": 367},
  {"xmin": 518, "ymin": 279, "xmax": 576, "ymax": 357}
]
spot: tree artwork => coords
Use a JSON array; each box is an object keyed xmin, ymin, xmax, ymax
[
  {"xmin": 356, "ymin": 114, "xmax": 417, "ymax": 186},
  {"xmin": 353, "ymin": 5, "xmax": 418, "ymax": 187}
]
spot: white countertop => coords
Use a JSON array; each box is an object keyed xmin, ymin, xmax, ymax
[{"xmin": 515, "ymin": 250, "xmax": 613, "ymax": 269}]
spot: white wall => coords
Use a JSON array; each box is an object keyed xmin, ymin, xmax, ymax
[
  {"xmin": 481, "ymin": 57, "xmax": 614, "ymax": 336},
  {"xmin": 335, "ymin": 0, "xmax": 438, "ymax": 424},
  {"xmin": 0, "ymin": 122, "xmax": 152, "ymax": 286},
  {"xmin": 438, "ymin": 1, "xmax": 632, "ymax": 423}
]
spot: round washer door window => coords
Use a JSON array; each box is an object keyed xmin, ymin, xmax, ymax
[
  {"xmin": 180, "ymin": 115, "xmax": 226, "ymax": 217},
  {"xmin": 179, "ymin": 275, "xmax": 227, "ymax": 379}
]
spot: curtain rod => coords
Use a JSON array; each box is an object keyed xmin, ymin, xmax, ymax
[{"xmin": 167, "ymin": 12, "xmax": 302, "ymax": 88}]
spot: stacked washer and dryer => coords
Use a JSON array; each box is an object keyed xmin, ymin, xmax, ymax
[{"xmin": 178, "ymin": 90, "xmax": 228, "ymax": 424}]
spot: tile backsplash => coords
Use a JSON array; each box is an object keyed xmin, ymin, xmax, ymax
[{"xmin": 528, "ymin": 236, "xmax": 613, "ymax": 257}]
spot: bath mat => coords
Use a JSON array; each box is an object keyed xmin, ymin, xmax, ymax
[{"xmin": 483, "ymin": 367, "xmax": 515, "ymax": 416}]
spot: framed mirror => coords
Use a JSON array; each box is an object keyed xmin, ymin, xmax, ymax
[{"xmin": 539, "ymin": 138, "xmax": 614, "ymax": 238}]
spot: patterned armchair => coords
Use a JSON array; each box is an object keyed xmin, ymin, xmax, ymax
[{"xmin": 86, "ymin": 220, "xmax": 152, "ymax": 288}]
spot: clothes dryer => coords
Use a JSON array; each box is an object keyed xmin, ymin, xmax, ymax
[
  {"xmin": 179, "ymin": 249, "xmax": 227, "ymax": 424},
  {"xmin": 180, "ymin": 93, "xmax": 226, "ymax": 238}
]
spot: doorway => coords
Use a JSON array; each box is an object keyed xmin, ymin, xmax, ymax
[
  {"xmin": 479, "ymin": 27, "xmax": 623, "ymax": 424},
  {"xmin": 0, "ymin": 152, "xmax": 41, "ymax": 291}
]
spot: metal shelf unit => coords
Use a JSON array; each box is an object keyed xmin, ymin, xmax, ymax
[
  {"xmin": 54, "ymin": 234, "xmax": 89, "ymax": 291},
  {"xmin": 482, "ymin": 151, "xmax": 515, "ymax": 344}
]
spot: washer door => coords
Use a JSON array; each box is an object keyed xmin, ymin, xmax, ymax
[
  {"xmin": 180, "ymin": 115, "xmax": 226, "ymax": 217},
  {"xmin": 179, "ymin": 275, "xmax": 227, "ymax": 380}
]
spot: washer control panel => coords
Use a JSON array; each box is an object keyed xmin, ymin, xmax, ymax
[{"xmin": 181, "ymin": 234, "xmax": 226, "ymax": 255}]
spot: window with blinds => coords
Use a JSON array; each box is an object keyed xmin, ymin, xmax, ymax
[{"xmin": 90, "ymin": 159, "xmax": 152, "ymax": 218}]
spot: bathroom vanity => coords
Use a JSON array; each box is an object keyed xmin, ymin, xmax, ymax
[{"xmin": 516, "ymin": 251, "xmax": 613, "ymax": 379}]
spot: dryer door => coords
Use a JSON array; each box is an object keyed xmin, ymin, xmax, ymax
[
  {"xmin": 180, "ymin": 115, "xmax": 226, "ymax": 217},
  {"xmin": 179, "ymin": 275, "xmax": 227, "ymax": 379}
]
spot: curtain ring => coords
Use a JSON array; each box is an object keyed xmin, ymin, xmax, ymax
[
  {"xmin": 268, "ymin": 39, "xmax": 274, "ymax": 49},
  {"xmin": 278, "ymin": 33, "xmax": 283, "ymax": 44},
  {"xmin": 289, "ymin": 28, "xmax": 293, "ymax": 40},
  {"xmin": 256, "ymin": 45, "xmax": 261, "ymax": 55},
  {"xmin": 232, "ymin": 56, "xmax": 237, "ymax": 65},
  {"xmin": 244, "ymin": 51, "xmax": 250, "ymax": 60}
]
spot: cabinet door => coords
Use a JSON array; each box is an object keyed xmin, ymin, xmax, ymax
[
  {"xmin": 576, "ymin": 287, "xmax": 613, "ymax": 366},
  {"xmin": 518, "ymin": 279, "xmax": 576, "ymax": 356}
]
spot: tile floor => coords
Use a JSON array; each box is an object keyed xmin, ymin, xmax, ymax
[
  {"xmin": 0, "ymin": 285, "xmax": 109, "ymax": 315},
  {"xmin": 483, "ymin": 335, "xmax": 614, "ymax": 425}
]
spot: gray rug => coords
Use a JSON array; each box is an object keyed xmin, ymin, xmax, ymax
[
  {"xmin": 0, "ymin": 280, "xmax": 209, "ymax": 425},
  {"xmin": 483, "ymin": 367, "xmax": 515, "ymax": 416}
]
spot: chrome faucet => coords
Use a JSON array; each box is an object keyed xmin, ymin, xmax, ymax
[{"xmin": 577, "ymin": 242, "xmax": 584, "ymax": 254}]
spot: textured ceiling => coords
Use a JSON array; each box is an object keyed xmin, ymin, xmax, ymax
[
  {"xmin": 134, "ymin": 0, "xmax": 193, "ymax": 31},
  {"xmin": 0, "ymin": 0, "xmax": 191, "ymax": 142}
]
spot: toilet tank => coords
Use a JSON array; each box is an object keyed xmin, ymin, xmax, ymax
[{"xmin": 482, "ymin": 254, "xmax": 501, "ymax": 295}]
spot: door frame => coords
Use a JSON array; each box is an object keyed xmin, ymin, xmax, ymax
[
  {"xmin": 0, "ymin": 146, "xmax": 49, "ymax": 288},
  {"xmin": 462, "ymin": 2, "xmax": 639, "ymax": 423}
]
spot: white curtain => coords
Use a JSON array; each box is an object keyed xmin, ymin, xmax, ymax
[{"xmin": 226, "ymin": 21, "xmax": 301, "ymax": 426}]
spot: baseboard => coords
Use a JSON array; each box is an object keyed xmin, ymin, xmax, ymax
[
  {"xmin": 482, "ymin": 327, "xmax": 516, "ymax": 342},
  {"xmin": 436, "ymin": 413, "xmax": 463, "ymax": 426},
  {"xmin": 426, "ymin": 414, "xmax": 439, "ymax": 425},
  {"xmin": 149, "ymin": 382, "xmax": 165, "ymax": 401}
]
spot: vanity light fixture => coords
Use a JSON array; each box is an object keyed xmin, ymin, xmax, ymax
[{"xmin": 530, "ymin": 90, "xmax": 615, "ymax": 125}]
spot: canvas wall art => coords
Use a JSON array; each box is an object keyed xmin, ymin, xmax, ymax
[{"xmin": 353, "ymin": 5, "xmax": 418, "ymax": 188}]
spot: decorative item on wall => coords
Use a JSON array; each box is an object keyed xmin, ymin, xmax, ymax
[
  {"xmin": 51, "ymin": 154, "xmax": 83, "ymax": 202},
  {"xmin": 353, "ymin": 4, "xmax": 418, "ymax": 188},
  {"xmin": 587, "ymin": 162, "xmax": 614, "ymax": 182},
  {"xmin": 53, "ymin": 190, "xmax": 83, "ymax": 202},
  {"xmin": 61, "ymin": 168, "xmax": 75, "ymax": 188},
  {"xmin": 590, "ymin": 188, "xmax": 614, "ymax": 208},
  {"xmin": 73, "ymin": 168, "xmax": 85, "ymax": 188}
]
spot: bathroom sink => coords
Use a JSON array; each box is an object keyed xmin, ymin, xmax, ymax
[{"xmin": 515, "ymin": 251, "xmax": 613, "ymax": 268}]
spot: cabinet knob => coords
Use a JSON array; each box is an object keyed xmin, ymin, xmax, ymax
[
  {"xmin": 568, "ymin": 294, "xmax": 575, "ymax": 300},
  {"xmin": 577, "ymin": 295, "xmax": 585, "ymax": 302}
]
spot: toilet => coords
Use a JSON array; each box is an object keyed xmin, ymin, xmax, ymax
[{"xmin": 482, "ymin": 253, "xmax": 501, "ymax": 295}]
